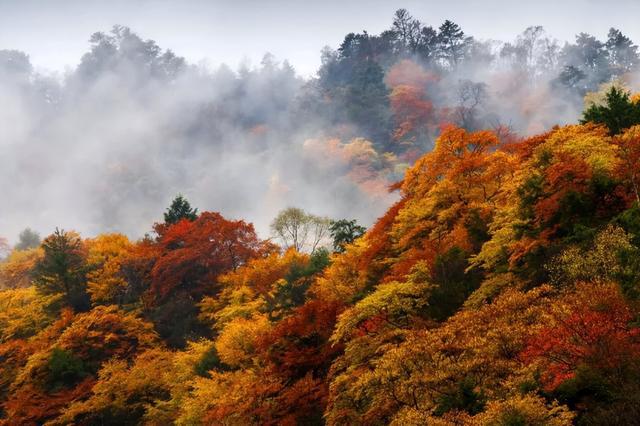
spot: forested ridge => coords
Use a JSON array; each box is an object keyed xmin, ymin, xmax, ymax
[
  {"xmin": 3, "ymin": 8, "xmax": 640, "ymax": 426},
  {"xmin": 3, "ymin": 8, "xmax": 640, "ymax": 238}
]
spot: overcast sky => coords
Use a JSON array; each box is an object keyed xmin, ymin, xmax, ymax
[{"xmin": 1, "ymin": 0, "xmax": 640, "ymax": 76}]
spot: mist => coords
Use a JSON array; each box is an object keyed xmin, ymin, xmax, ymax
[
  {"xmin": 1, "ymin": 12, "xmax": 639, "ymax": 244},
  {"xmin": 0, "ymin": 28, "xmax": 398, "ymax": 243}
]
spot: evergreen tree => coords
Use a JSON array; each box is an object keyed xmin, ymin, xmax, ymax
[
  {"xmin": 606, "ymin": 28, "xmax": 639, "ymax": 75},
  {"xmin": 164, "ymin": 194, "xmax": 198, "ymax": 224},
  {"xmin": 557, "ymin": 65, "xmax": 587, "ymax": 94},
  {"xmin": 345, "ymin": 61, "xmax": 391, "ymax": 144},
  {"xmin": 15, "ymin": 227, "xmax": 41, "ymax": 251},
  {"xmin": 329, "ymin": 219, "xmax": 367, "ymax": 252},
  {"xmin": 437, "ymin": 20, "xmax": 470, "ymax": 68},
  {"xmin": 581, "ymin": 86, "xmax": 640, "ymax": 135},
  {"xmin": 33, "ymin": 228, "xmax": 89, "ymax": 312}
]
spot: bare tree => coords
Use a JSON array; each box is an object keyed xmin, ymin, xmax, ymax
[
  {"xmin": 454, "ymin": 80, "xmax": 488, "ymax": 131},
  {"xmin": 270, "ymin": 207, "xmax": 331, "ymax": 253},
  {"xmin": 392, "ymin": 9, "xmax": 422, "ymax": 52}
]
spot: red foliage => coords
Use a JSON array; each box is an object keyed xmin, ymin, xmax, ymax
[
  {"xmin": 385, "ymin": 245, "xmax": 437, "ymax": 283},
  {"xmin": 521, "ymin": 284, "xmax": 640, "ymax": 391},
  {"xmin": 253, "ymin": 300, "xmax": 345, "ymax": 425},
  {"xmin": 259, "ymin": 299, "xmax": 345, "ymax": 381},
  {"xmin": 273, "ymin": 373, "xmax": 328, "ymax": 426},
  {"xmin": 390, "ymin": 85, "xmax": 435, "ymax": 142},
  {"xmin": 533, "ymin": 152, "xmax": 592, "ymax": 225},
  {"xmin": 613, "ymin": 128, "xmax": 640, "ymax": 204},
  {"xmin": 150, "ymin": 212, "xmax": 267, "ymax": 300},
  {"xmin": 355, "ymin": 312, "xmax": 388, "ymax": 337},
  {"xmin": 2, "ymin": 379, "xmax": 95, "ymax": 426}
]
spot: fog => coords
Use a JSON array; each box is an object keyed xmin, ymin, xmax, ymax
[
  {"xmin": 0, "ymin": 30, "xmax": 397, "ymax": 243},
  {"xmin": 1, "ymin": 12, "xmax": 639, "ymax": 244}
]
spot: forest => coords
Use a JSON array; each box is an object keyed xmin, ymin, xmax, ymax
[
  {"xmin": 3, "ymin": 8, "xmax": 640, "ymax": 426},
  {"xmin": 3, "ymin": 8, "xmax": 640, "ymax": 238}
]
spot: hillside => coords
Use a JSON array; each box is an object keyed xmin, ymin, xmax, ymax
[{"xmin": 2, "ymin": 88, "xmax": 640, "ymax": 424}]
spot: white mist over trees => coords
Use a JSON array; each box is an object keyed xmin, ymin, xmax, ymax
[{"xmin": 1, "ymin": 11, "xmax": 639, "ymax": 243}]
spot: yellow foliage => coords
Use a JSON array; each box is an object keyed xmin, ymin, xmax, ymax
[
  {"xmin": 537, "ymin": 124, "xmax": 617, "ymax": 174},
  {"xmin": 176, "ymin": 369, "xmax": 282, "ymax": 426},
  {"xmin": 327, "ymin": 285, "xmax": 556, "ymax": 424},
  {"xmin": 583, "ymin": 78, "xmax": 628, "ymax": 108},
  {"xmin": 199, "ymin": 249, "xmax": 309, "ymax": 329},
  {"xmin": 199, "ymin": 286, "xmax": 265, "ymax": 328},
  {"xmin": 52, "ymin": 348, "xmax": 176, "ymax": 425},
  {"xmin": 548, "ymin": 225, "xmax": 634, "ymax": 286},
  {"xmin": 0, "ymin": 287, "xmax": 57, "ymax": 342},
  {"xmin": 473, "ymin": 394, "xmax": 574, "ymax": 425},
  {"xmin": 85, "ymin": 233, "xmax": 132, "ymax": 305},
  {"xmin": 331, "ymin": 261, "xmax": 433, "ymax": 343},
  {"xmin": 214, "ymin": 314, "xmax": 271, "ymax": 367},
  {"xmin": 309, "ymin": 239, "xmax": 370, "ymax": 302},
  {"xmin": 11, "ymin": 305, "xmax": 157, "ymax": 392}
]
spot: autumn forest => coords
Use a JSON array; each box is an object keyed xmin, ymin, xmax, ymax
[{"xmin": 3, "ymin": 6, "xmax": 640, "ymax": 426}]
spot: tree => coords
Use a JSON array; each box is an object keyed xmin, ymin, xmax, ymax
[
  {"xmin": 454, "ymin": 80, "xmax": 488, "ymax": 130},
  {"xmin": 0, "ymin": 287, "xmax": 55, "ymax": 342},
  {"xmin": 85, "ymin": 233, "xmax": 132, "ymax": 306},
  {"xmin": 391, "ymin": 9, "xmax": 422, "ymax": 53},
  {"xmin": 581, "ymin": 86, "xmax": 640, "ymax": 134},
  {"xmin": 149, "ymin": 212, "xmax": 268, "ymax": 346},
  {"xmin": 52, "ymin": 348, "xmax": 175, "ymax": 425},
  {"xmin": 614, "ymin": 125, "xmax": 640, "ymax": 204},
  {"xmin": 521, "ymin": 283, "xmax": 640, "ymax": 423},
  {"xmin": 270, "ymin": 208, "xmax": 331, "ymax": 253},
  {"xmin": 345, "ymin": 60, "xmax": 391, "ymax": 143},
  {"xmin": 437, "ymin": 20, "xmax": 471, "ymax": 68},
  {"xmin": 557, "ymin": 65, "xmax": 587, "ymax": 94},
  {"xmin": 15, "ymin": 228, "xmax": 41, "ymax": 251},
  {"xmin": 474, "ymin": 394, "xmax": 574, "ymax": 425},
  {"xmin": 3, "ymin": 306, "xmax": 158, "ymax": 424},
  {"xmin": 329, "ymin": 219, "xmax": 366, "ymax": 253},
  {"xmin": 163, "ymin": 194, "xmax": 198, "ymax": 225},
  {"xmin": 331, "ymin": 262, "xmax": 434, "ymax": 343},
  {"xmin": 76, "ymin": 25, "xmax": 185, "ymax": 83},
  {"xmin": 151, "ymin": 211, "xmax": 267, "ymax": 302},
  {"xmin": 389, "ymin": 84, "xmax": 434, "ymax": 147},
  {"xmin": 32, "ymin": 229, "xmax": 89, "ymax": 312},
  {"xmin": 606, "ymin": 28, "xmax": 639, "ymax": 76},
  {"xmin": 560, "ymin": 32, "xmax": 610, "ymax": 91}
]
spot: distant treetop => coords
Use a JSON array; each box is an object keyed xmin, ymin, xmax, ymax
[
  {"xmin": 164, "ymin": 194, "xmax": 198, "ymax": 225},
  {"xmin": 581, "ymin": 85, "xmax": 640, "ymax": 135}
]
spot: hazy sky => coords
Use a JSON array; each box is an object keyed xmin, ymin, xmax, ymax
[{"xmin": 1, "ymin": 0, "xmax": 640, "ymax": 77}]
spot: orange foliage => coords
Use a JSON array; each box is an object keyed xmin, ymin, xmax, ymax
[
  {"xmin": 219, "ymin": 249, "xmax": 305, "ymax": 297},
  {"xmin": 3, "ymin": 378, "xmax": 95, "ymax": 425},
  {"xmin": 0, "ymin": 248, "xmax": 43, "ymax": 289}
]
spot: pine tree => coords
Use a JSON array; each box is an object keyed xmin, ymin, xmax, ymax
[
  {"xmin": 15, "ymin": 227, "xmax": 41, "ymax": 251},
  {"xmin": 437, "ymin": 20, "xmax": 470, "ymax": 68},
  {"xmin": 33, "ymin": 228, "xmax": 89, "ymax": 312},
  {"xmin": 164, "ymin": 194, "xmax": 198, "ymax": 224},
  {"xmin": 581, "ymin": 86, "xmax": 640, "ymax": 135}
]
